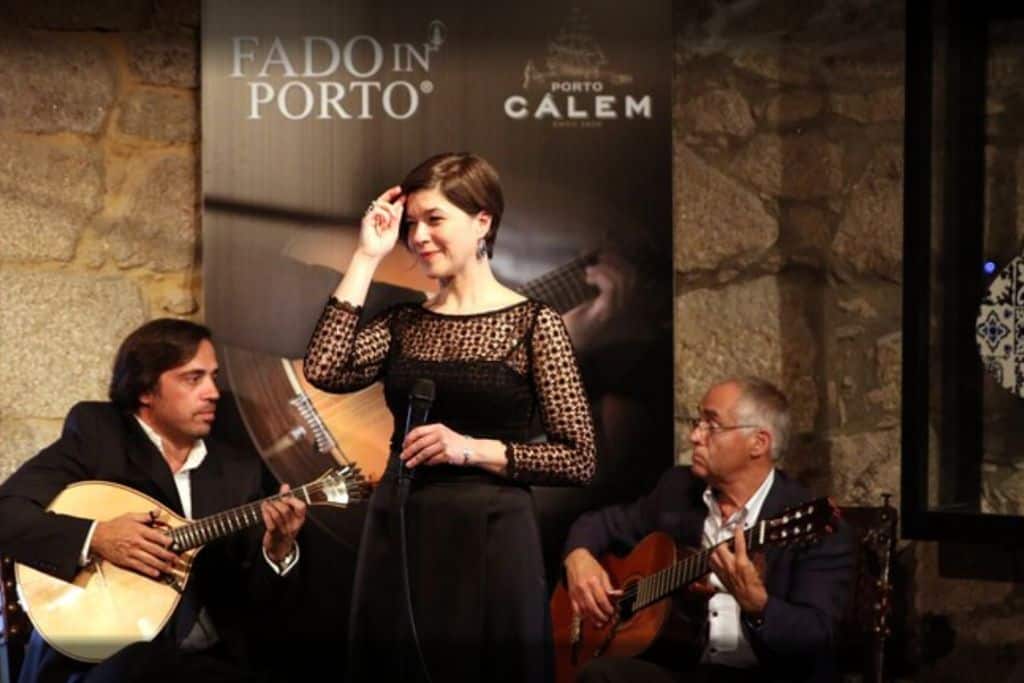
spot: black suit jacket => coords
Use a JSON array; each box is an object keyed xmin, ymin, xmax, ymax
[
  {"xmin": 563, "ymin": 466, "xmax": 854, "ymax": 683},
  {"xmin": 0, "ymin": 401, "xmax": 293, "ymax": 682}
]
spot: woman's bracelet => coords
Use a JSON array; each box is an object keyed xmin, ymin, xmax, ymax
[{"xmin": 461, "ymin": 441, "xmax": 474, "ymax": 466}]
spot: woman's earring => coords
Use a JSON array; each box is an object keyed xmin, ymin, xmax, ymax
[{"xmin": 476, "ymin": 238, "xmax": 488, "ymax": 260}]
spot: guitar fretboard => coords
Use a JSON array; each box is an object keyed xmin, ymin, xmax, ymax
[
  {"xmin": 632, "ymin": 525, "xmax": 762, "ymax": 612},
  {"xmin": 167, "ymin": 472, "xmax": 356, "ymax": 552},
  {"xmin": 517, "ymin": 254, "xmax": 595, "ymax": 314}
]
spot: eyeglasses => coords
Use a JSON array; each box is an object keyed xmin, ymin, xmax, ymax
[{"xmin": 687, "ymin": 408, "xmax": 761, "ymax": 437}]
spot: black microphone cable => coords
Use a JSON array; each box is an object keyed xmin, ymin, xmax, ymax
[{"xmin": 398, "ymin": 378, "xmax": 435, "ymax": 683}]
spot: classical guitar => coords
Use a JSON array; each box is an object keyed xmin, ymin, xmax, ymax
[
  {"xmin": 550, "ymin": 497, "xmax": 840, "ymax": 683},
  {"xmin": 222, "ymin": 254, "xmax": 602, "ymax": 487},
  {"xmin": 14, "ymin": 465, "xmax": 366, "ymax": 663}
]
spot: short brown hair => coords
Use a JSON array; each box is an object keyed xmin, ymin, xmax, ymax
[
  {"xmin": 399, "ymin": 153, "xmax": 504, "ymax": 258},
  {"xmin": 109, "ymin": 318, "xmax": 212, "ymax": 412}
]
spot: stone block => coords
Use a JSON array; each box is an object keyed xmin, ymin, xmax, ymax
[
  {"xmin": 0, "ymin": 198, "xmax": 81, "ymax": 263},
  {"xmin": 836, "ymin": 297, "xmax": 879, "ymax": 320},
  {"xmin": 732, "ymin": 132, "xmax": 844, "ymax": 200},
  {"xmin": 833, "ymin": 144, "xmax": 903, "ymax": 281},
  {"xmin": 875, "ymin": 332, "xmax": 900, "ymax": 386},
  {"xmin": 830, "ymin": 86, "xmax": 904, "ymax": 123},
  {"xmin": 159, "ymin": 291, "xmax": 199, "ymax": 316},
  {"xmin": 730, "ymin": 46, "xmax": 818, "ymax": 86},
  {"xmin": 828, "ymin": 427, "xmax": 900, "ymax": 507},
  {"xmin": 822, "ymin": 45, "xmax": 903, "ymax": 86},
  {"xmin": 101, "ymin": 156, "xmax": 198, "ymax": 272},
  {"xmin": 126, "ymin": 29, "xmax": 198, "ymax": 88},
  {"xmin": 118, "ymin": 89, "xmax": 198, "ymax": 143},
  {"xmin": 0, "ymin": 270, "xmax": 146, "ymax": 419},
  {"xmin": 675, "ymin": 144, "xmax": 778, "ymax": 274},
  {"xmin": 0, "ymin": 135, "xmax": 104, "ymax": 220},
  {"xmin": 0, "ymin": 418, "xmax": 60, "ymax": 481},
  {"xmin": 0, "ymin": 35, "xmax": 115, "ymax": 134},
  {"xmin": 676, "ymin": 275, "xmax": 818, "ymax": 433},
  {"xmin": 758, "ymin": 91, "xmax": 824, "ymax": 127},
  {"xmin": 781, "ymin": 203, "xmax": 831, "ymax": 268},
  {"xmin": 842, "ymin": 330, "xmax": 901, "ymax": 421},
  {"xmin": 681, "ymin": 89, "xmax": 755, "ymax": 137}
]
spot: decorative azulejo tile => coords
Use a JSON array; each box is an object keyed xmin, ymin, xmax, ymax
[{"xmin": 977, "ymin": 255, "xmax": 1024, "ymax": 397}]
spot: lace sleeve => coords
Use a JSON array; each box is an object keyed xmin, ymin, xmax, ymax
[
  {"xmin": 303, "ymin": 297, "xmax": 393, "ymax": 393},
  {"xmin": 507, "ymin": 304, "xmax": 596, "ymax": 486}
]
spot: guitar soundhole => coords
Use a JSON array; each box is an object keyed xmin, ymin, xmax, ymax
[{"xmin": 617, "ymin": 578, "xmax": 640, "ymax": 621}]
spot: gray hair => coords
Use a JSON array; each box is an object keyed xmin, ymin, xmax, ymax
[{"xmin": 724, "ymin": 376, "xmax": 791, "ymax": 461}]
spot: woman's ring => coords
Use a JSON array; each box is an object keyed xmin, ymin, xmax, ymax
[{"xmin": 364, "ymin": 201, "xmax": 376, "ymax": 216}]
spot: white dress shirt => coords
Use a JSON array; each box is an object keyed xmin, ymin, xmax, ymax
[
  {"xmin": 701, "ymin": 468, "xmax": 775, "ymax": 668},
  {"xmin": 78, "ymin": 417, "xmax": 299, "ymax": 649},
  {"xmin": 82, "ymin": 418, "xmax": 299, "ymax": 574}
]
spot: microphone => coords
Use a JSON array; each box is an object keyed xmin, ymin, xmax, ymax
[
  {"xmin": 400, "ymin": 378, "xmax": 435, "ymax": 482},
  {"xmin": 397, "ymin": 377, "xmax": 437, "ymax": 682}
]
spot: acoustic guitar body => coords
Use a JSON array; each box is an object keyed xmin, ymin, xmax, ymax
[
  {"xmin": 15, "ymin": 482, "xmax": 194, "ymax": 663},
  {"xmin": 551, "ymin": 532, "xmax": 708, "ymax": 683}
]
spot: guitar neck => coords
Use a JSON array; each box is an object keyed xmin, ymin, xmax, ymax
[
  {"xmin": 632, "ymin": 525, "xmax": 763, "ymax": 612},
  {"xmin": 517, "ymin": 254, "xmax": 595, "ymax": 314},
  {"xmin": 169, "ymin": 480, "xmax": 319, "ymax": 553}
]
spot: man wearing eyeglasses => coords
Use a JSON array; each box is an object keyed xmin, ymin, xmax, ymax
[{"xmin": 561, "ymin": 377, "xmax": 853, "ymax": 683}]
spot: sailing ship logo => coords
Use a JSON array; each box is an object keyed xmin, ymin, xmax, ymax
[
  {"xmin": 505, "ymin": 6, "xmax": 650, "ymax": 125},
  {"xmin": 521, "ymin": 7, "xmax": 632, "ymax": 90}
]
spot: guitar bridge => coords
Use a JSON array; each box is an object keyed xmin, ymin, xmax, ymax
[
  {"xmin": 594, "ymin": 614, "xmax": 622, "ymax": 657},
  {"xmin": 159, "ymin": 572, "xmax": 186, "ymax": 593},
  {"xmin": 289, "ymin": 394, "xmax": 336, "ymax": 454}
]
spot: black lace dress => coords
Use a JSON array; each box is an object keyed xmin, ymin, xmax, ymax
[{"xmin": 304, "ymin": 298, "xmax": 596, "ymax": 683}]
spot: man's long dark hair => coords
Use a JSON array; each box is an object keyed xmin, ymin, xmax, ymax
[{"xmin": 108, "ymin": 318, "xmax": 212, "ymax": 412}]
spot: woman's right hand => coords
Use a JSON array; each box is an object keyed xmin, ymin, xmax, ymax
[{"xmin": 357, "ymin": 185, "xmax": 406, "ymax": 259}]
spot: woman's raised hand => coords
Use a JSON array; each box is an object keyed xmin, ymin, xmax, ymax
[{"xmin": 357, "ymin": 185, "xmax": 406, "ymax": 259}]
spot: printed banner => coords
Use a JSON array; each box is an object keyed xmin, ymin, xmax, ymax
[{"xmin": 201, "ymin": 0, "xmax": 672, "ymax": 655}]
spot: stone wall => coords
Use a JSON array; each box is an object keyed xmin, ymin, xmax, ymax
[
  {"xmin": 0, "ymin": 2, "xmax": 200, "ymax": 480},
  {"xmin": 672, "ymin": 1, "xmax": 1022, "ymax": 680},
  {"xmin": 0, "ymin": 0, "xmax": 1021, "ymax": 680}
]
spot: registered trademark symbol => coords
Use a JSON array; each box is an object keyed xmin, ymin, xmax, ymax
[{"xmin": 420, "ymin": 80, "xmax": 434, "ymax": 94}]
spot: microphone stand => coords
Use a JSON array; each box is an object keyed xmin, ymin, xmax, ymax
[{"xmin": 397, "ymin": 379, "xmax": 434, "ymax": 683}]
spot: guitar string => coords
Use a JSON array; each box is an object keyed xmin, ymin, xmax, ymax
[
  {"xmin": 622, "ymin": 507, "xmax": 827, "ymax": 610},
  {"xmin": 170, "ymin": 475, "xmax": 361, "ymax": 549},
  {"xmin": 523, "ymin": 266, "xmax": 580, "ymax": 304},
  {"xmin": 172, "ymin": 483, "xmax": 326, "ymax": 549},
  {"xmin": 622, "ymin": 528, "xmax": 758, "ymax": 610},
  {"xmin": 519, "ymin": 257, "xmax": 588, "ymax": 311}
]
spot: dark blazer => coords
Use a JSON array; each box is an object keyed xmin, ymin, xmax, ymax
[
  {"xmin": 564, "ymin": 466, "xmax": 854, "ymax": 683},
  {"xmin": 0, "ymin": 401, "xmax": 293, "ymax": 683}
]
